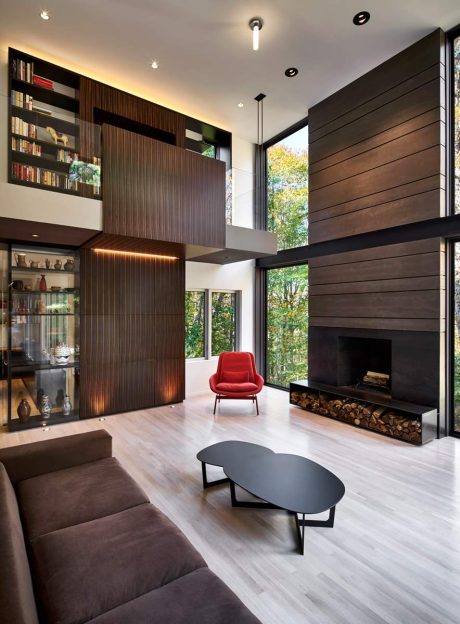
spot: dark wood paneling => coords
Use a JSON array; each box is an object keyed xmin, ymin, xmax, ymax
[
  {"xmin": 79, "ymin": 248, "xmax": 185, "ymax": 418},
  {"xmin": 102, "ymin": 125, "xmax": 226, "ymax": 248},
  {"xmin": 308, "ymin": 29, "xmax": 445, "ymax": 244},
  {"xmin": 308, "ymin": 238, "xmax": 443, "ymax": 333},
  {"xmin": 309, "ymin": 29, "xmax": 444, "ymax": 135},
  {"xmin": 80, "ymin": 76, "xmax": 185, "ymax": 148}
]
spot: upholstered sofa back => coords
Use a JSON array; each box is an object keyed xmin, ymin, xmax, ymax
[{"xmin": 0, "ymin": 463, "xmax": 39, "ymax": 624}]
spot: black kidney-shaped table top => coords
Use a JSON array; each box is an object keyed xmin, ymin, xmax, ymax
[
  {"xmin": 197, "ymin": 440, "xmax": 345, "ymax": 554},
  {"xmin": 223, "ymin": 451, "xmax": 345, "ymax": 515}
]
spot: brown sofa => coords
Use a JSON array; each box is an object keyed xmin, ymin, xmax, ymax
[{"xmin": 0, "ymin": 430, "xmax": 260, "ymax": 624}]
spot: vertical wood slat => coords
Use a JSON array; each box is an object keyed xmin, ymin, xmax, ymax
[
  {"xmin": 79, "ymin": 249, "xmax": 185, "ymax": 418},
  {"xmin": 102, "ymin": 124, "xmax": 226, "ymax": 248}
]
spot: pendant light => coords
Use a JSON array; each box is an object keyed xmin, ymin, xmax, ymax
[{"xmin": 249, "ymin": 17, "xmax": 264, "ymax": 51}]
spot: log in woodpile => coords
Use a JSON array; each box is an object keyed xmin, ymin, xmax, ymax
[{"xmin": 290, "ymin": 390, "xmax": 422, "ymax": 444}]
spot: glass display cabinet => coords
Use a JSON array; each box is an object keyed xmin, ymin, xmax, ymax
[{"xmin": 7, "ymin": 244, "xmax": 80, "ymax": 430}]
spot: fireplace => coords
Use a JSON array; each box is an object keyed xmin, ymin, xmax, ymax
[{"xmin": 337, "ymin": 337, "xmax": 391, "ymax": 396}]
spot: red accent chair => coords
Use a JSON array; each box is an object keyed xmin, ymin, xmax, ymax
[{"xmin": 209, "ymin": 352, "xmax": 264, "ymax": 415}]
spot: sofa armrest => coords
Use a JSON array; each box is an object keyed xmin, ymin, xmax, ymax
[{"xmin": 0, "ymin": 430, "xmax": 112, "ymax": 485}]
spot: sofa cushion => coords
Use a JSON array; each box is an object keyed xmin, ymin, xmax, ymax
[
  {"xmin": 18, "ymin": 456, "xmax": 149, "ymax": 540},
  {"xmin": 30, "ymin": 503, "xmax": 206, "ymax": 624},
  {"xmin": 221, "ymin": 370, "xmax": 250, "ymax": 383},
  {"xmin": 0, "ymin": 463, "xmax": 39, "ymax": 624},
  {"xmin": 86, "ymin": 567, "xmax": 260, "ymax": 624},
  {"xmin": 216, "ymin": 382, "xmax": 258, "ymax": 393}
]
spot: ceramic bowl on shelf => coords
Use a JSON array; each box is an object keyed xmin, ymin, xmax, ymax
[
  {"xmin": 51, "ymin": 286, "xmax": 61, "ymax": 292},
  {"xmin": 54, "ymin": 343, "xmax": 71, "ymax": 365}
]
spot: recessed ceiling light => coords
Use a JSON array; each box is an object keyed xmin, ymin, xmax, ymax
[
  {"xmin": 353, "ymin": 11, "xmax": 370, "ymax": 25},
  {"xmin": 32, "ymin": 234, "xmax": 39, "ymax": 238},
  {"xmin": 238, "ymin": 102, "xmax": 244, "ymax": 108},
  {"xmin": 151, "ymin": 59, "xmax": 159, "ymax": 69},
  {"xmin": 40, "ymin": 10, "xmax": 50, "ymax": 20},
  {"xmin": 285, "ymin": 67, "xmax": 299, "ymax": 78}
]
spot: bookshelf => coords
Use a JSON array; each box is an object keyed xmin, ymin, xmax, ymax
[{"xmin": 8, "ymin": 48, "xmax": 101, "ymax": 198}]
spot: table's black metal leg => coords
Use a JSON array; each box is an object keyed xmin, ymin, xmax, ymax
[
  {"xmin": 230, "ymin": 480, "xmax": 280, "ymax": 508},
  {"xmin": 201, "ymin": 462, "xmax": 230, "ymax": 489},
  {"xmin": 294, "ymin": 513, "xmax": 306, "ymax": 555}
]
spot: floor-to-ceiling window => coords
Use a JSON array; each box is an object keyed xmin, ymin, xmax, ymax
[
  {"xmin": 266, "ymin": 126, "xmax": 309, "ymax": 249},
  {"xmin": 266, "ymin": 265, "xmax": 309, "ymax": 387},
  {"xmin": 451, "ymin": 30, "xmax": 460, "ymax": 435},
  {"xmin": 264, "ymin": 122, "xmax": 309, "ymax": 387}
]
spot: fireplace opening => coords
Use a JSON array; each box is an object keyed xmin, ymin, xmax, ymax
[{"xmin": 337, "ymin": 337, "xmax": 392, "ymax": 396}]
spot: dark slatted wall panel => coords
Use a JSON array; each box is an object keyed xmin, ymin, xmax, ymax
[
  {"xmin": 308, "ymin": 29, "xmax": 446, "ymax": 244},
  {"xmin": 309, "ymin": 238, "xmax": 444, "ymax": 333},
  {"xmin": 80, "ymin": 76, "xmax": 185, "ymax": 147},
  {"xmin": 79, "ymin": 249, "xmax": 185, "ymax": 418},
  {"xmin": 102, "ymin": 124, "xmax": 226, "ymax": 248}
]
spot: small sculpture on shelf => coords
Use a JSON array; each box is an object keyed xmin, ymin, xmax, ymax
[
  {"xmin": 39, "ymin": 275, "xmax": 47, "ymax": 292},
  {"xmin": 54, "ymin": 343, "xmax": 71, "ymax": 365},
  {"xmin": 17, "ymin": 399, "xmax": 31, "ymax": 423},
  {"xmin": 39, "ymin": 395, "xmax": 51, "ymax": 419},
  {"xmin": 64, "ymin": 259, "xmax": 74, "ymax": 271},
  {"xmin": 45, "ymin": 258, "xmax": 51, "ymax": 269},
  {"xmin": 14, "ymin": 253, "xmax": 27, "ymax": 268},
  {"xmin": 46, "ymin": 126, "xmax": 69, "ymax": 146},
  {"xmin": 29, "ymin": 260, "xmax": 39, "ymax": 269},
  {"xmin": 54, "ymin": 259, "xmax": 62, "ymax": 270},
  {"xmin": 63, "ymin": 394, "xmax": 72, "ymax": 416}
]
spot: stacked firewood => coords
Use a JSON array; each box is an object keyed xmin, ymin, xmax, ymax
[{"xmin": 290, "ymin": 391, "xmax": 422, "ymax": 444}]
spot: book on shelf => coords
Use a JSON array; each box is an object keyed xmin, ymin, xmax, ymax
[
  {"xmin": 12, "ymin": 59, "xmax": 34, "ymax": 83},
  {"xmin": 11, "ymin": 137, "xmax": 42, "ymax": 157},
  {"xmin": 32, "ymin": 75, "xmax": 53, "ymax": 90},
  {"xmin": 11, "ymin": 116, "xmax": 37, "ymax": 139},
  {"xmin": 32, "ymin": 105, "xmax": 52, "ymax": 116},
  {"xmin": 11, "ymin": 90, "xmax": 33, "ymax": 110},
  {"xmin": 12, "ymin": 162, "xmax": 79, "ymax": 191},
  {"xmin": 57, "ymin": 149, "xmax": 79, "ymax": 163}
]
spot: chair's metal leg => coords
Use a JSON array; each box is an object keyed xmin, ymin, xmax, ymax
[
  {"xmin": 213, "ymin": 395, "xmax": 218, "ymax": 415},
  {"xmin": 255, "ymin": 395, "xmax": 259, "ymax": 415}
]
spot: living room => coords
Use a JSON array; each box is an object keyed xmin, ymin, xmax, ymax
[{"xmin": 1, "ymin": 2, "xmax": 460, "ymax": 623}]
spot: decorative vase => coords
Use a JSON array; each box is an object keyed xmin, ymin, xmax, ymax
[
  {"xmin": 54, "ymin": 343, "xmax": 70, "ymax": 365},
  {"xmin": 39, "ymin": 275, "xmax": 47, "ymax": 292},
  {"xmin": 45, "ymin": 258, "xmax": 51, "ymax": 269},
  {"xmin": 39, "ymin": 395, "xmax": 51, "ymax": 419},
  {"xmin": 54, "ymin": 259, "xmax": 62, "ymax": 270},
  {"xmin": 17, "ymin": 399, "xmax": 31, "ymax": 423},
  {"xmin": 64, "ymin": 259, "xmax": 74, "ymax": 271},
  {"xmin": 14, "ymin": 253, "xmax": 27, "ymax": 268},
  {"xmin": 63, "ymin": 394, "xmax": 72, "ymax": 416}
]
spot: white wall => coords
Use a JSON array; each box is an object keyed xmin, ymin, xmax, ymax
[
  {"xmin": 0, "ymin": 46, "xmax": 102, "ymax": 231},
  {"xmin": 185, "ymin": 137, "xmax": 255, "ymax": 397}
]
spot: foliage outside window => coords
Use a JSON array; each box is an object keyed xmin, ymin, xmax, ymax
[
  {"xmin": 267, "ymin": 126, "xmax": 308, "ymax": 250},
  {"xmin": 185, "ymin": 291, "xmax": 205, "ymax": 359},
  {"xmin": 454, "ymin": 35, "xmax": 460, "ymax": 214},
  {"xmin": 453, "ymin": 244, "xmax": 460, "ymax": 433},
  {"xmin": 211, "ymin": 292, "xmax": 237, "ymax": 356},
  {"xmin": 185, "ymin": 290, "xmax": 239, "ymax": 359},
  {"xmin": 266, "ymin": 265, "xmax": 308, "ymax": 387}
]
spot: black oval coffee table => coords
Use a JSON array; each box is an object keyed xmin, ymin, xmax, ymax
[{"xmin": 197, "ymin": 441, "xmax": 345, "ymax": 554}]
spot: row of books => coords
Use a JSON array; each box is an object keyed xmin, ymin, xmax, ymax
[
  {"xmin": 11, "ymin": 117, "xmax": 37, "ymax": 139},
  {"xmin": 57, "ymin": 149, "xmax": 79, "ymax": 163},
  {"xmin": 11, "ymin": 137, "xmax": 42, "ymax": 157},
  {"xmin": 11, "ymin": 90, "xmax": 33, "ymax": 110},
  {"xmin": 12, "ymin": 59, "xmax": 34, "ymax": 83},
  {"xmin": 12, "ymin": 163, "xmax": 79, "ymax": 191}
]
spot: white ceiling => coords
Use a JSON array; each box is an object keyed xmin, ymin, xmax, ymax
[{"xmin": 1, "ymin": 0, "xmax": 459, "ymax": 142}]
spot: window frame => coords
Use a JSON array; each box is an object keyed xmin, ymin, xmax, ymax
[{"xmin": 185, "ymin": 288, "xmax": 241, "ymax": 361}]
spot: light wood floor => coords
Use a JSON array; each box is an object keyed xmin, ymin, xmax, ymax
[{"xmin": 1, "ymin": 387, "xmax": 460, "ymax": 624}]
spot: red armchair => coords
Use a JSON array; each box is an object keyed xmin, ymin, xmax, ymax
[{"xmin": 209, "ymin": 352, "xmax": 264, "ymax": 415}]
